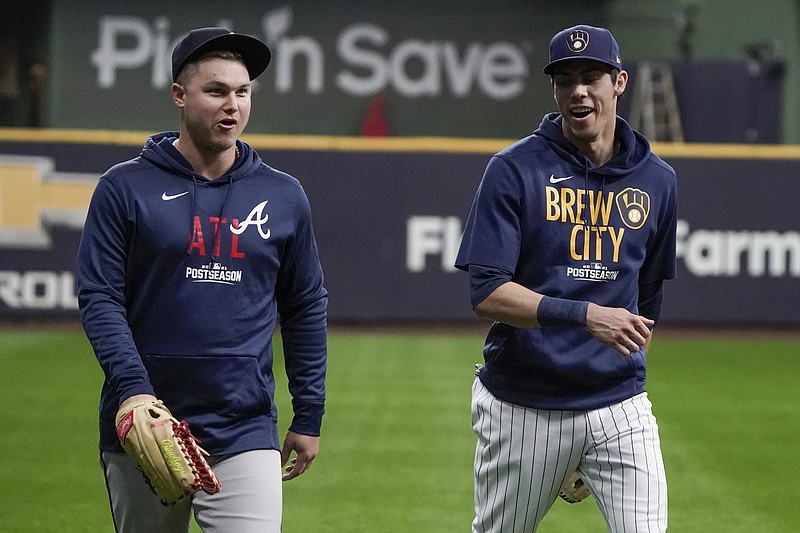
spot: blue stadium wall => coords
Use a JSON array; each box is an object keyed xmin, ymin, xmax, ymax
[{"xmin": 0, "ymin": 130, "xmax": 798, "ymax": 326}]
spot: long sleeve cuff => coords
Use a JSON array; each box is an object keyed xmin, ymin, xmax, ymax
[{"xmin": 288, "ymin": 400, "xmax": 325, "ymax": 436}]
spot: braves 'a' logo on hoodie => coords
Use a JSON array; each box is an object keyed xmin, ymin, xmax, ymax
[
  {"xmin": 185, "ymin": 200, "xmax": 273, "ymax": 285},
  {"xmin": 231, "ymin": 200, "xmax": 271, "ymax": 239}
]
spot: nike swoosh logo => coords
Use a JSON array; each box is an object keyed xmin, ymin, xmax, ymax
[
  {"xmin": 162, "ymin": 191, "xmax": 189, "ymax": 201},
  {"xmin": 549, "ymin": 175, "xmax": 574, "ymax": 184}
]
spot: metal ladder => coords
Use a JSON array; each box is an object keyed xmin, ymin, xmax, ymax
[{"xmin": 628, "ymin": 62, "xmax": 684, "ymax": 142}]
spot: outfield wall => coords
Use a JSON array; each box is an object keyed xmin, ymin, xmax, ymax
[
  {"xmin": 0, "ymin": 130, "xmax": 798, "ymax": 326},
  {"xmin": 4, "ymin": 1, "xmax": 793, "ymax": 142}
]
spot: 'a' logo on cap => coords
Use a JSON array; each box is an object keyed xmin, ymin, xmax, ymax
[{"xmin": 567, "ymin": 30, "xmax": 589, "ymax": 52}]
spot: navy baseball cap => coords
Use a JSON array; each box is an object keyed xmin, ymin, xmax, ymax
[
  {"xmin": 543, "ymin": 25, "xmax": 622, "ymax": 75},
  {"xmin": 172, "ymin": 27, "xmax": 271, "ymax": 82}
]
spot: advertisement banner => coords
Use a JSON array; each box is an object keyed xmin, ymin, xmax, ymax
[
  {"xmin": 48, "ymin": 0, "xmax": 603, "ymax": 138},
  {"xmin": 0, "ymin": 133, "xmax": 798, "ymax": 325}
]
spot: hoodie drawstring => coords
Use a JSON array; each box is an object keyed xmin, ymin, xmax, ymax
[
  {"xmin": 185, "ymin": 174, "xmax": 233, "ymax": 266},
  {"xmin": 210, "ymin": 177, "xmax": 234, "ymax": 264},
  {"xmin": 183, "ymin": 143, "xmax": 241, "ymax": 263},
  {"xmin": 582, "ymin": 160, "xmax": 606, "ymax": 229},
  {"xmin": 186, "ymin": 175, "xmax": 199, "ymax": 256}
]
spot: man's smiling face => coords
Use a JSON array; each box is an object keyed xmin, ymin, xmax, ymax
[{"xmin": 552, "ymin": 59, "xmax": 627, "ymax": 148}]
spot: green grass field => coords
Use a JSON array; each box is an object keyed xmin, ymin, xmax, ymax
[{"xmin": 1, "ymin": 327, "xmax": 798, "ymax": 532}]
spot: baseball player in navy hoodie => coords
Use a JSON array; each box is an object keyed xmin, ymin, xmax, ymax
[
  {"xmin": 77, "ymin": 27, "xmax": 327, "ymax": 532},
  {"xmin": 456, "ymin": 25, "xmax": 677, "ymax": 532}
]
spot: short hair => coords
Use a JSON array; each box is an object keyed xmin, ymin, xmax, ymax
[{"xmin": 175, "ymin": 50, "xmax": 245, "ymax": 85}]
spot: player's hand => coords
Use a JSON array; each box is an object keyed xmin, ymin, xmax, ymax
[
  {"xmin": 118, "ymin": 393, "xmax": 158, "ymax": 410},
  {"xmin": 281, "ymin": 431, "xmax": 319, "ymax": 481},
  {"xmin": 585, "ymin": 303, "xmax": 653, "ymax": 356}
]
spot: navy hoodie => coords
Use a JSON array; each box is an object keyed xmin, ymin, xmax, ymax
[
  {"xmin": 456, "ymin": 113, "xmax": 677, "ymax": 410},
  {"xmin": 77, "ymin": 132, "xmax": 327, "ymax": 455}
]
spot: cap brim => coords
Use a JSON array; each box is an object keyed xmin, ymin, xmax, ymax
[
  {"xmin": 543, "ymin": 57, "xmax": 620, "ymax": 75},
  {"xmin": 184, "ymin": 33, "xmax": 271, "ymax": 80}
]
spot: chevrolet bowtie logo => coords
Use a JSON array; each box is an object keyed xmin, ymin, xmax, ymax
[{"xmin": 0, "ymin": 155, "xmax": 96, "ymax": 249}]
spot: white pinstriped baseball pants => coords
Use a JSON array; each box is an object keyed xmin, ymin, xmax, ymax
[{"xmin": 471, "ymin": 378, "xmax": 667, "ymax": 532}]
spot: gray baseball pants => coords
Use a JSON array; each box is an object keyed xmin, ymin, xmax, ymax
[{"xmin": 101, "ymin": 449, "xmax": 282, "ymax": 533}]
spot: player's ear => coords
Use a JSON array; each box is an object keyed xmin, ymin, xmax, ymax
[
  {"xmin": 172, "ymin": 83, "xmax": 186, "ymax": 109},
  {"xmin": 614, "ymin": 70, "xmax": 628, "ymax": 97}
]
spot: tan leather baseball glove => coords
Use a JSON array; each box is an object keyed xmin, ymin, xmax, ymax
[
  {"xmin": 559, "ymin": 471, "xmax": 591, "ymax": 504},
  {"xmin": 115, "ymin": 399, "xmax": 221, "ymax": 504}
]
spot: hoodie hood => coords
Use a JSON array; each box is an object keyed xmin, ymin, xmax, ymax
[
  {"xmin": 534, "ymin": 112, "xmax": 651, "ymax": 179},
  {"xmin": 139, "ymin": 131, "xmax": 262, "ymax": 184}
]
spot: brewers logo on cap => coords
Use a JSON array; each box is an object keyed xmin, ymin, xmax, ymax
[
  {"xmin": 543, "ymin": 24, "xmax": 622, "ymax": 74},
  {"xmin": 567, "ymin": 30, "xmax": 590, "ymax": 53}
]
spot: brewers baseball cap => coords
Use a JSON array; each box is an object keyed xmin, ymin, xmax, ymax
[
  {"xmin": 172, "ymin": 27, "xmax": 271, "ymax": 82},
  {"xmin": 543, "ymin": 25, "xmax": 622, "ymax": 75}
]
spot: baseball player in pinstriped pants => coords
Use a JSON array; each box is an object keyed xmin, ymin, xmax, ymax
[{"xmin": 456, "ymin": 24, "xmax": 677, "ymax": 532}]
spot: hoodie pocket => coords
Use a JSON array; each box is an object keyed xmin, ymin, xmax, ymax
[{"xmin": 143, "ymin": 354, "xmax": 272, "ymax": 420}]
